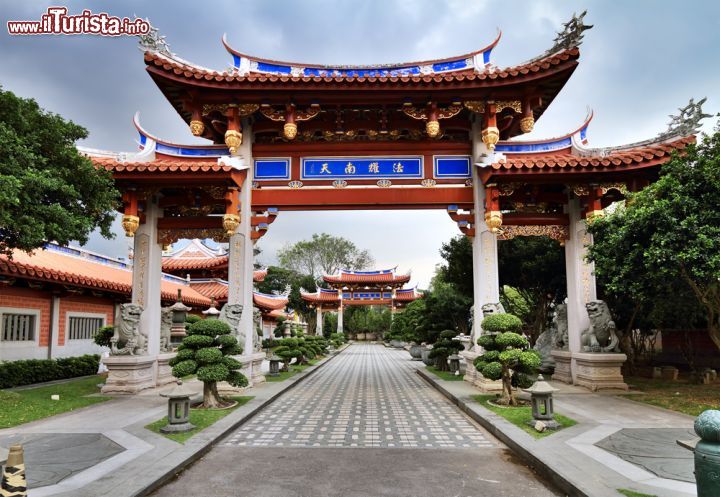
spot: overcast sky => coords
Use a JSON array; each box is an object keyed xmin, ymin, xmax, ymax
[{"xmin": 2, "ymin": 1, "xmax": 718, "ymax": 287}]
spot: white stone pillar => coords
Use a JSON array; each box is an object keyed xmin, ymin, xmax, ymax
[
  {"xmin": 316, "ymin": 307, "xmax": 323, "ymax": 336},
  {"xmin": 132, "ymin": 200, "xmax": 163, "ymax": 358},
  {"xmin": 337, "ymin": 305, "xmax": 344, "ymax": 334},
  {"xmin": 564, "ymin": 197, "xmax": 597, "ymax": 381}
]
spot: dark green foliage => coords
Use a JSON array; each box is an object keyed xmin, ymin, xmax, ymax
[
  {"xmin": 185, "ymin": 315, "xmax": 201, "ymax": 325},
  {"xmin": 475, "ymin": 313, "xmax": 540, "ymax": 405},
  {"xmin": 0, "ymin": 355, "xmax": 100, "ymax": 389},
  {"xmin": 345, "ymin": 306, "xmax": 391, "ymax": 337},
  {"xmin": 386, "ymin": 299, "xmax": 425, "ymax": 343},
  {"xmin": 588, "ymin": 127, "xmax": 720, "ymax": 354},
  {"xmin": 428, "ymin": 330, "xmax": 464, "ymax": 371},
  {"xmin": 93, "ymin": 326, "xmax": 114, "ymax": 347},
  {"xmin": 277, "ymin": 233, "xmax": 374, "ymax": 279},
  {"xmin": 172, "ymin": 319, "xmax": 247, "ymax": 407},
  {"xmin": 256, "ymin": 266, "xmax": 314, "ymax": 326},
  {"xmin": 0, "ymin": 87, "xmax": 119, "ymax": 256},
  {"xmin": 329, "ymin": 332, "xmax": 346, "ymax": 348},
  {"xmin": 437, "ymin": 235, "xmax": 474, "ymax": 298}
]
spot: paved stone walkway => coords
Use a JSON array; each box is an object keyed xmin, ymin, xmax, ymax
[{"xmin": 224, "ymin": 343, "xmax": 492, "ymax": 448}]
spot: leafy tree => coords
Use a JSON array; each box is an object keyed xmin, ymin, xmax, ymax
[
  {"xmin": 277, "ymin": 233, "xmax": 374, "ymax": 279},
  {"xmin": 474, "ymin": 314, "xmax": 541, "ymax": 405},
  {"xmin": 498, "ymin": 237, "xmax": 566, "ymax": 345},
  {"xmin": 588, "ymin": 128, "xmax": 720, "ymax": 352},
  {"xmin": 387, "ymin": 299, "xmax": 426, "ymax": 343},
  {"xmin": 428, "ymin": 330, "xmax": 465, "ymax": 371},
  {"xmin": 0, "ymin": 87, "xmax": 118, "ymax": 256},
  {"xmin": 170, "ymin": 319, "xmax": 247, "ymax": 408},
  {"xmin": 323, "ymin": 312, "xmax": 338, "ymax": 338},
  {"xmin": 256, "ymin": 265, "xmax": 317, "ymax": 328},
  {"xmin": 416, "ymin": 274, "xmax": 471, "ymax": 343},
  {"xmin": 438, "ymin": 235, "xmax": 473, "ymax": 298},
  {"xmin": 345, "ymin": 306, "xmax": 390, "ymax": 337}
]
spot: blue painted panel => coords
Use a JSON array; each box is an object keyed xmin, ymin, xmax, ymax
[
  {"xmin": 302, "ymin": 66, "xmax": 421, "ymax": 78},
  {"xmin": 495, "ymin": 137, "xmax": 572, "ymax": 153},
  {"xmin": 155, "ymin": 142, "xmax": 228, "ymax": 157},
  {"xmin": 434, "ymin": 156, "xmax": 471, "ymax": 178},
  {"xmin": 139, "ymin": 133, "xmax": 147, "ymax": 146},
  {"xmin": 301, "ymin": 157, "xmax": 422, "ymax": 180},
  {"xmin": 483, "ymin": 49, "xmax": 491, "ymax": 64},
  {"xmin": 432, "ymin": 58, "xmax": 467, "ymax": 72},
  {"xmin": 580, "ymin": 126, "xmax": 587, "ymax": 140},
  {"xmin": 255, "ymin": 158, "xmax": 291, "ymax": 180},
  {"xmin": 256, "ymin": 61, "xmax": 291, "ymax": 74},
  {"xmin": 232, "ymin": 54, "xmax": 241, "ymax": 68},
  {"xmin": 344, "ymin": 269, "xmax": 393, "ymax": 275}
]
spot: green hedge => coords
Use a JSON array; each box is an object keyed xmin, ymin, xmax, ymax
[{"xmin": 0, "ymin": 354, "xmax": 100, "ymax": 389}]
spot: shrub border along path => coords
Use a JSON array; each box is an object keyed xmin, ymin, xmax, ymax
[{"xmin": 472, "ymin": 394, "xmax": 577, "ymax": 439}]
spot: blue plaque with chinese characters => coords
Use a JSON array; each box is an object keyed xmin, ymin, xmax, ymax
[
  {"xmin": 301, "ymin": 156, "xmax": 423, "ymax": 180},
  {"xmin": 434, "ymin": 155, "xmax": 471, "ymax": 179},
  {"xmin": 254, "ymin": 158, "xmax": 291, "ymax": 180}
]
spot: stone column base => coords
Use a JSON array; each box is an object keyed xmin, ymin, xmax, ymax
[
  {"xmin": 101, "ymin": 355, "xmax": 156, "ymax": 394},
  {"xmin": 156, "ymin": 352, "xmax": 177, "ymax": 387},
  {"xmin": 551, "ymin": 350, "xmax": 573, "ymax": 384},
  {"xmin": 460, "ymin": 350, "xmax": 479, "ymax": 384},
  {"xmin": 474, "ymin": 376, "xmax": 504, "ymax": 392},
  {"xmin": 248, "ymin": 351, "xmax": 266, "ymax": 386},
  {"xmin": 574, "ymin": 352, "xmax": 628, "ymax": 391}
]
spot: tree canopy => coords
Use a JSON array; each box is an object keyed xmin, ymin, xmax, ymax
[
  {"xmin": 588, "ymin": 126, "xmax": 720, "ymax": 351},
  {"xmin": 0, "ymin": 87, "xmax": 118, "ymax": 256},
  {"xmin": 277, "ymin": 233, "xmax": 374, "ymax": 279}
]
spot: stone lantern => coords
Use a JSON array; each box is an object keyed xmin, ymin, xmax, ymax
[
  {"xmin": 523, "ymin": 375, "xmax": 560, "ymax": 429},
  {"xmin": 202, "ymin": 298, "xmax": 220, "ymax": 319},
  {"xmin": 169, "ymin": 289, "xmax": 192, "ymax": 345},
  {"xmin": 160, "ymin": 380, "xmax": 195, "ymax": 433},
  {"xmin": 268, "ymin": 354, "xmax": 282, "ymax": 377},
  {"xmin": 448, "ymin": 354, "xmax": 461, "ymax": 375}
]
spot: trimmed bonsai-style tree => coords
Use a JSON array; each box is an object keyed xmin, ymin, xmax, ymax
[
  {"xmin": 273, "ymin": 338, "xmax": 302, "ymax": 371},
  {"xmin": 474, "ymin": 313, "xmax": 541, "ymax": 406},
  {"xmin": 428, "ymin": 330, "xmax": 465, "ymax": 371},
  {"xmin": 169, "ymin": 319, "xmax": 248, "ymax": 409},
  {"xmin": 93, "ymin": 325, "xmax": 115, "ymax": 348}
]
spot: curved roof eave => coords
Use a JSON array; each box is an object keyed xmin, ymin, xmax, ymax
[{"xmin": 496, "ymin": 110, "xmax": 593, "ymax": 155}]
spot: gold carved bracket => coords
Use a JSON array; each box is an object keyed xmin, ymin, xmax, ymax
[
  {"xmin": 497, "ymin": 225, "xmax": 569, "ymax": 244},
  {"xmin": 202, "ymin": 103, "xmax": 259, "ymax": 117},
  {"xmin": 158, "ymin": 228, "xmax": 226, "ymax": 245}
]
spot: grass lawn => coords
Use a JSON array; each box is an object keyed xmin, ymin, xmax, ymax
[
  {"xmin": 617, "ymin": 488, "xmax": 658, "ymax": 497},
  {"xmin": 265, "ymin": 358, "xmax": 319, "ymax": 382},
  {"xmin": 426, "ymin": 365, "xmax": 464, "ymax": 381},
  {"xmin": 473, "ymin": 394, "xmax": 577, "ymax": 439},
  {"xmin": 619, "ymin": 376, "xmax": 720, "ymax": 416},
  {"xmin": 0, "ymin": 375, "xmax": 109, "ymax": 429},
  {"xmin": 145, "ymin": 396, "xmax": 253, "ymax": 444}
]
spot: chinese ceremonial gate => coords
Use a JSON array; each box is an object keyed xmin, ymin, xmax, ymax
[{"xmin": 85, "ymin": 13, "xmax": 702, "ymax": 392}]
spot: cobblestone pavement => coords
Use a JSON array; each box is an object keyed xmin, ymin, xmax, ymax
[{"xmin": 223, "ymin": 343, "xmax": 494, "ymax": 449}]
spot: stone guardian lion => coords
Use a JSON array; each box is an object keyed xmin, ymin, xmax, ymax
[{"xmin": 110, "ymin": 303, "xmax": 145, "ymax": 355}]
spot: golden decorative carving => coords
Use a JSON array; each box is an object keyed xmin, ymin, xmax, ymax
[
  {"xmin": 177, "ymin": 205, "xmax": 214, "ymax": 216},
  {"xmin": 121, "ymin": 215, "xmax": 140, "ymax": 237},
  {"xmin": 586, "ymin": 210, "xmax": 604, "ymax": 223},
  {"xmin": 426, "ymin": 120, "xmax": 441, "ymax": 138},
  {"xmin": 463, "ymin": 101, "xmax": 485, "ymax": 113},
  {"xmin": 481, "ymin": 126, "xmax": 500, "ymax": 151},
  {"xmin": 497, "ymin": 225, "xmax": 569, "ymax": 244},
  {"xmin": 288, "ymin": 180, "xmax": 303, "ymax": 189},
  {"xmin": 189, "ymin": 120, "xmax": 204, "ymax": 136},
  {"xmin": 402, "ymin": 107, "xmax": 427, "ymax": 120},
  {"xmin": 495, "ymin": 100, "xmax": 522, "ymax": 113},
  {"xmin": 484, "ymin": 210, "xmax": 503, "ymax": 233},
  {"xmin": 519, "ymin": 116, "xmax": 535, "ymax": 133},
  {"xmin": 283, "ymin": 122, "xmax": 298, "ymax": 140},
  {"xmin": 333, "ymin": 180, "xmax": 347, "ymax": 188},
  {"xmin": 157, "ymin": 228, "xmax": 226, "ymax": 245},
  {"xmin": 599, "ymin": 183, "xmax": 628, "ymax": 195},
  {"xmin": 222, "ymin": 213, "xmax": 240, "ymax": 237},
  {"xmin": 437, "ymin": 104, "xmax": 463, "ymax": 119},
  {"xmin": 202, "ymin": 103, "xmax": 258, "ymax": 117},
  {"xmin": 498, "ymin": 183, "xmax": 521, "ymax": 196},
  {"xmin": 224, "ymin": 129, "xmax": 242, "ymax": 155},
  {"xmin": 571, "ymin": 185, "xmax": 590, "ymax": 197},
  {"xmin": 465, "ymin": 178, "xmax": 473, "ymax": 187},
  {"xmin": 421, "ymin": 179, "xmax": 436, "ymax": 188},
  {"xmin": 377, "ymin": 179, "xmax": 392, "ymax": 188}
]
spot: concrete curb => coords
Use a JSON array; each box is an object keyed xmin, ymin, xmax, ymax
[
  {"xmin": 417, "ymin": 368, "xmax": 592, "ymax": 497},
  {"xmin": 134, "ymin": 348, "xmax": 346, "ymax": 497}
]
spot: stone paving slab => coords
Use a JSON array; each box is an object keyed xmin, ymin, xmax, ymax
[{"xmin": 224, "ymin": 343, "xmax": 493, "ymax": 449}]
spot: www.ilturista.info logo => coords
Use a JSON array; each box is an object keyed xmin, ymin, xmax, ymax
[{"xmin": 7, "ymin": 7, "xmax": 151, "ymax": 36}]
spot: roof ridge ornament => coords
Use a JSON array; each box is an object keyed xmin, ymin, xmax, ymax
[
  {"xmin": 550, "ymin": 10, "xmax": 593, "ymax": 53},
  {"xmin": 659, "ymin": 97, "xmax": 711, "ymax": 139},
  {"xmin": 137, "ymin": 22, "xmax": 172, "ymax": 57}
]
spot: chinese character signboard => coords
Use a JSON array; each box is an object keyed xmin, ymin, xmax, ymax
[{"xmin": 301, "ymin": 157, "xmax": 423, "ymax": 180}]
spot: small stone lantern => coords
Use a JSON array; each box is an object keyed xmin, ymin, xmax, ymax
[
  {"xmin": 160, "ymin": 380, "xmax": 195, "ymax": 433},
  {"xmin": 169, "ymin": 289, "xmax": 192, "ymax": 345},
  {"xmin": 268, "ymin": 354, "xmax": 282, "ymax": 377},
  {"xmin": 523, "ymin": 375, "xmax": 560, "ymax": 429},
  {"xmin": 448, "ymin": 354, "xmax": 461, "ymax": 375},
  {"xmin": 202, "ymin": 298, "xmax": 220, "ymax": 319}
]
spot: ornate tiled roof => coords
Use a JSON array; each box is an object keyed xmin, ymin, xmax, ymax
[
  {"xmin": 189, "ymin": 279, "xmax": 288, "ymax": 310},
  {"xmin": 323, "ymin": 268, "xmax": 411, "ymax": 285},
  {"xmin": 92, "ymin": 157, "xmax": 234, "ymax": 173},
  {"xmin": 0, "ymin": 244, "xmax": 211, "ymax": 306}
]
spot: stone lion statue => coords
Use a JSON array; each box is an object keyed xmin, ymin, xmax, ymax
[
  {"xmin": 159, "ymin": 307, "xmax": 173, "ymax": 353},
  {"xmin": 553, "ymin": 303, "xmax": 569, "ymax": 350},
  {"xmin": 110, "ymin": 303, "xmax": 145, "ymax": 355},
  {"xmin": 219, "ymin": 303, "xmax": 245, "ymax": 347},
  {"xmin": 581, "ymin": 300, "xmax": 620, "ymax": 353},
  {"xmin": 481, "ymin": 302, "xmax": 505, "ymax": 317},
  {"xmin": 253, "ymin": 307, "xmax": 263, "ymax": 351}
]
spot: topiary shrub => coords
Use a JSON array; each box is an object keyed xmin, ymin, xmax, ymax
[
  {"xmin": 169, "ymin": 319, "xmax": 247, "ymax": 408},
  {"xmin": 0, "ymin": 355, "xmax": 100, "ymax": 389},
  {"xmin": 428, "ymin": 330, "xmax": 464, "ymax": 371},
  {"xmin": 185, "ymin": 314, "xmax": 202, "ymax": 325},
  {"xmin": 330, "ymin": 332, "xmax": 346, "ymax": 348},
  {"xmin": 474, "ymin": 313, "xmax": 540, "ymax": 405},
  {"xmin": 93, "ymin": 325, "xmax": 114, "ymax": 347}
]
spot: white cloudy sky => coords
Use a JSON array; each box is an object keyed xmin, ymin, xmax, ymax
[{"xmin": 2, "ymin": 1, "xmax": 718, "ymax": 287}]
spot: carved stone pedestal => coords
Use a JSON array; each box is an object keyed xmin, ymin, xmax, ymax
[
  {"xmin": 101, "ymin": 355, "xmax": 156, "ymax": 394},
  {"xmin": 248, "ymin": 351, "xmax": 266, "ymax": 386},
  {"xmin": 574, "ymin": 352, "xmax": 628, "ymax": 391},
  {"xmin": 156, "ymin": 352, "xmax": 177, "ymax": 387},
  {"xmin": 551, "ymin": 350, "xmax": 573, "ymax": 384},
  {"xmin": 460, "ymin": 350, "xmax": 479, "ymax": 384},
  {"xmin": 474, "ymin": 376, "xmax": 504, "ymax": 392}
]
